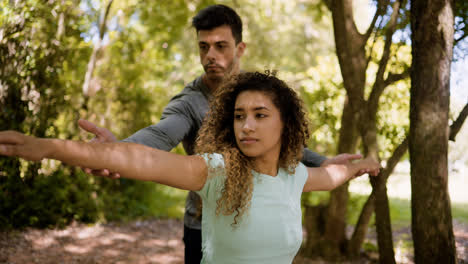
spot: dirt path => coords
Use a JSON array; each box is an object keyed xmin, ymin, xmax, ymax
[
  {"xmin": 0, "ymin": 219, "xmax": 184, "ymax": 264},
  {"xmin": 1, "ymin": 219, "xmax": 467, "ymax": 264}
]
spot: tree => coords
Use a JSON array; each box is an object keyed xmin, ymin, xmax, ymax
[
  {"xmin": 303, "ymin": 1, "xmax": 409, "ymax": 261},
  {"xmin": 410, "ymin": 0, "xmax": 457, "ymax": 262},
  {"xmin": 0, "ymin": 0, "xmax": 100, "ymax": 228},
  {"xmin": 301, "ymin": 0, "xmax": 468, "ymax": 262}
]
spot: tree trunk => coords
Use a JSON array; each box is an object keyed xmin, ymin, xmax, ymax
[
  {"xmin": 322, "ymin": 98, "xmax": 359, "ymax": 259},
  {"xmin": 410, "ymin": 0, "xmax": 457, "ymax": 263},
  {"xmin": 303, "ymin": 97, "xmax": 359, "ymax": 260},
  {"xmin": 370, "ymin": 176, "xmax": 396, "ymax": 264},
  {"xmin": 316, "ymin": 0, "xmax": 366, "ymax": 258},
  {"xmin": 82, "ymin": 0, "xmax": 114, "ymax": 99},
  {"xmin": 303, "ymin": 204, "xmax": 328, "ymax": 257}
]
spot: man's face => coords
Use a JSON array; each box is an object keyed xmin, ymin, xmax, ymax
[{"xmin": 197, "ymin": 25, "xmax": 245, "ymax": 82}]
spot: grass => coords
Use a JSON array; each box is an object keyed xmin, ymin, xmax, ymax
[
  {"xmin": 344, "ymin": 167, "xmax": 468, "ymax": 261},
  {"xmin": 348, "ymin": 163, "xmax": 468, "ymax": 226}
]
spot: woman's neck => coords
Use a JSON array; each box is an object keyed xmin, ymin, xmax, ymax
[{"xmin": 253, "ymin": 156, "xmax": 280, "ymax": 177}]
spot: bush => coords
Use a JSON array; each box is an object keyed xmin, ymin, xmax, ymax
[{"xmin": 0, "ymin": 167, "xmax": 100, "ymax": 230}]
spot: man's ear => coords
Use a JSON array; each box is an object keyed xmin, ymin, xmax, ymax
[{"xmin": 236, "ymin": 42, "xmax": 246, "ymax": 58}]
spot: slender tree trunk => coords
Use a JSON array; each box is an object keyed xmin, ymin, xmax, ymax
[
  {"xmin": 348, "ymin": 193, "xmax": 375, "ymax": 258},
  {"xmin": 82, "ymin": 0, "xmax": 113, "ymax": 103},
  {"xmin": 303, "ymin": 204, "xmax": 328, "ymax": 256},
  {"xmin": 318, "ymin": 0, "xmax": 367, "ymax": 259},
  {"xmin": 370, "ymin": 176, "xmax": 396, "ymax": 264},
  {"xmin": 303, "ymin": 99, "xmax": 359, "ymax": 259},
  {"xmin": 410, "ymin": 0, "xmax": 457, "ymax": 263},
  {"xmin": 323, "ymin": 99, "xmax": 359, "ymax": 258}
]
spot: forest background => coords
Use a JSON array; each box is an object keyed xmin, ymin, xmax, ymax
[{"xmin": 0, "ymin": 0, "xmax": 467, "ymax": 263}]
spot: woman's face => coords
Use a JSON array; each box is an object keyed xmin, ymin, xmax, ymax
[{"xmin": 234, "ymin": 90, "xmax": 283, "ymax": 161}]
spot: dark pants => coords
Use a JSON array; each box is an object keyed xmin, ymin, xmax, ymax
[{"xmin": 183, "ymin": 225, "xmax": 202, "ymax": 264}]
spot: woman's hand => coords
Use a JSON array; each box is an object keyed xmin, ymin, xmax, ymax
[{"xmin": 0, "ymin": 131, "xmax": 48, "ymax": 161}]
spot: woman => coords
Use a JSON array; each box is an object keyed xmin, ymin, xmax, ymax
[{"xmin": 0, "ymin": 72, "xmax": 380, "ymax": 264}]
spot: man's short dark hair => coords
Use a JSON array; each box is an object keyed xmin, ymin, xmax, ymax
[{"xmin": 192, "ymin": 4, "xmax": 243, "ymax": 44}]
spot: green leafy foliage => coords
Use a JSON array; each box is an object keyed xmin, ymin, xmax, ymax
[{"xmin": 0, "ymin": 168, "xmax": 99, "ymax": 229}]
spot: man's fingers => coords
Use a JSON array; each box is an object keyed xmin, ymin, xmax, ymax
[
  {"xmin": 355, "ymin": 169, "xmax": 367, "ymax": 177},
  {"xmin": 91, "ymin": 169, "xmax": 121, "ymax": 179},
  {"xmin": 81, "ymin": 166, "xmax": 121, "ymax": 179},
  {"xmin": 372, "ymin": 168, "xmax": 381, "ymax": 176},
  {"xmin": 109, "ymin": 173, "xmax": 121, "ymax": 179},
  {"xmin": 0, "ymin": 131, "xmax": 24, "ymax": 145},
  {"xmin": 0, "ymin": 144, "xmax": 17, "ymax": 157},
  {"xmin": 78, "ymin": 119, "xmax": 117, "ymax": 142},
  {"xmin": 82, "ymin": 168, "xmax": 107, "ymax": 176},
  {"xmin": 78, "ymin": 119, "xmax": 101, "ymax": 136},
  {"xmin": 346, "ymin": 153, "xmax": 363, "ymax": 161},
  {"xmin": 88, "ymin": 169, "xmax": 108, "ymax": 177}
]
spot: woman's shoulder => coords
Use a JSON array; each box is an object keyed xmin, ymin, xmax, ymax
[
  {"xmin": 195, "ymin": 153, "xmax": 226, "ymax": 200},
  {"xmin": 199, "ymin": 153, "xmax": 225, "ymax": 169}
]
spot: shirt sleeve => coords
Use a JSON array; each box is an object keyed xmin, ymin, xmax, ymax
[
  {"xmin": 295, "ymin": 162, "xmax": 309, "ymax": 191},
  {"xmin": 301, "ymin": 148, "xmax": 327, "ymax": 167},
  {"xmin": 196, "ymin": 153, "xmax": 226, "ymax": 201},
  {"xmin": 122, "ymin": 99, "xmax": 194, "ymax": 151}
]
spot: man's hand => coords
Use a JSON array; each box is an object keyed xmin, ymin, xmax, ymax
[
  {"xmin": 0, "ymin": 131, "xmax": 47, "ymax": 161},
  {"xmin": 322, "ymin": 153, "xmax": 378, "ymax": 178},
  {"xmin": 78, "ymin": 119, "xmax": 121, "ymax": 179},
  {"xmin": 358, "ymin": 157, "xmax": 381, "ymax": 177}
]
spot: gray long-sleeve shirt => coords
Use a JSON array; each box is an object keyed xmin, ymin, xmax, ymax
[{"xmin": 123, "ymin": 75, "xmax": 327, "ymax": 229}]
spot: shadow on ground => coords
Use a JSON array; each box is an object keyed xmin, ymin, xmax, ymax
[{"xmin": 0, "ymin": 219, "xmax": 184, "ymax": 264}]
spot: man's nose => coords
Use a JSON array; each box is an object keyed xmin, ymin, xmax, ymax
[{"xmin": 206, "ymin": 46, "xmax": 217, "ymax": 61}]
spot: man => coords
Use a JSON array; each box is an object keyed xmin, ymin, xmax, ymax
[{"xmin": 79, "ymin": 5, "xmax": 365, "ymax": 263}]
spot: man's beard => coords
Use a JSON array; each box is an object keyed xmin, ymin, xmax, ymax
[{"xmin": 204, "ymin": 61, "xmax": 235, "ymax": 82}]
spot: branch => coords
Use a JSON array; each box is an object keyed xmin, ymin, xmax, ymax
[
  {"xmin": 322, "ymin": 0, "xmax": 332, "ymax": 11},
  {"xmin": 349, "ymin": 136, "xmax": 408, "ymax": 252},
  {"xmin": 82, "ymin": 0, "xmax": 114, "ymax": 97},
  {"xmin": 383, "ymin": 68, "xmax": 410, "ymax": 87},
  {"xmin": 363, "ymin": 0, "xmax": 384, "ymax": 42},
  {"xmin": 449, "ymin": 102, "xmax": 468, "ymax": 141},
  {"xmin": 368, "ymin": 0, "xmax": 402, "ymax": 113},
  {"xmin": 100, "ymin": 0, "xmax": 114, "ymax": 39},
  {"xmin": 454, "ymin": 33, "xmax": 467, "ymax": 46},
  {"xmin": 365, "ymin": 14, "xmax": 385, "ymax": 69},
  {"xmin": 380, "ymin": 137, "xmax": 408, "ymax": 180}
]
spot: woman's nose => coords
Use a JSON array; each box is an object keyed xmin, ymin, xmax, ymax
[{"xmin": 242, "ymin": 116, "xmax": 255, "ymax": 132}]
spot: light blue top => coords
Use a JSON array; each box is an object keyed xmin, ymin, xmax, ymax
[{"xmin": 196, "ymin": 153, "xmax": 309, "ymax": 264}]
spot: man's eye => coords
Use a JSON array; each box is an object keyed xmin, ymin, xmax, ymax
[{"xmin": 256, "ymin": 114, "xmax": 267, "ymax": 118}]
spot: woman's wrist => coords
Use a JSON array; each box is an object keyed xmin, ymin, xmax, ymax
[{"xmin": 39, "ymin": 138, "xmax": 58, "ymax": 160}]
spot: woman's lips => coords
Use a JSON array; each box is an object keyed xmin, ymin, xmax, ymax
[{"xmin": 240, "ymin": 138, "xmax": 258, "ymax": 144}]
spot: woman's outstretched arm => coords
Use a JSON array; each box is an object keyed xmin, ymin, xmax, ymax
[
  {"xmin": 0, "ymin": 131, "xmax": 207, "ymax": 191},
  {"xmin": 303, "ymin": 156, "xmax": 380, "ymax": 192}
]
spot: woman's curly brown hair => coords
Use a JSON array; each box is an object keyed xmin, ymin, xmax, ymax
[{"xmin": 195, "ymin": 71, "xmax": 310, "ymax": 226}]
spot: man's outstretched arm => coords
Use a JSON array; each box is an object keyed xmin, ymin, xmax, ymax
[{"xmin": 78, "ymin": 101, "xmax": 195, "ymax": 178}]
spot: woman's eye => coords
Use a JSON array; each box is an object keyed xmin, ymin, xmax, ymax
[
  {"xmin": 234, "ymin": 114, "xmax": 243, "ymax": 119},
  {"xmin": 256, "ymin": 113, "xmax": 266, "ymax": 118}
]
